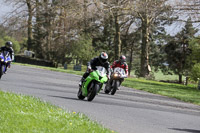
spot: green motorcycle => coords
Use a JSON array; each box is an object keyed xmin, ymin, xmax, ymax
[{"xmin": 77, "ymin": 66, "xmax": 108, "ymax": 101}]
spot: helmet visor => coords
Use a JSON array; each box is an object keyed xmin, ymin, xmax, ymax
[{"xmin": 121, "ymin": 59, "xmax": 126, "ymax": 63}]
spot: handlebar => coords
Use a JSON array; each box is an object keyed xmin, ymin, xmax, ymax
[{"xmin": 121, "ymin": 75, "xmax": 128, "ymax": 78}]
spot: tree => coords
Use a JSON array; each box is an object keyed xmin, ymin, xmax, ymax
[
  {"xmin": 0, "ymin": 25, "xmax": 21, "ymax": 53},
  {"xmin": 3, "ymin": 0, "xmax": 34, "ymax": 50},
  {"xmin": 164, "ymin": 18, "xmax": 198, "ymax": 83},
  {"xmin": 26, "ymin": 0, "xmax": 34, "ymax": 50},
  {"xmin": 130, "ymin": 0, "xmax": 174, "ymax": 77},
  {"xmin": 187, "ymin": 36, "xmax": 200, "ymax": 82},
  {"xmin": 94, "ymin": 0, "xmax": 131, "ymax": 60},
  {"xmin": 121, "ymin": 25, "xmax": 141, "ymax": 76},
  {"xmin": 69, "ymin": 34, "xmax": 96, "ymax": 65},
  {"xmin": 188, "ymin": 36, "xmax": 200, "ymax": 64},
  {"xmin": 190, "ymin": 63, "xmax": 200, "ymax": 82},
  {"xmin": 2, "ymin": 36, "xmax": 20, "ymax": 53}
]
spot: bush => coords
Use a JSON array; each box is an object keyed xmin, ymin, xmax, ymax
[
  {"xmin": 0, "ymin": 36, "xmax": 21, "ymax": 54},
  {"xmin": 3, "ymin": 36, "xmax": 20, "ymax": 53},
  {"xmin": 14, "ymin": 55, "xmax": 55, "ymax": 67},
  {"xmin": 190, "ymin": 63, "xmax": 200, "ymax": 82}
]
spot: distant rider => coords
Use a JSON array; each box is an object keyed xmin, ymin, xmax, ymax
[
  {"xmin": 111, "ymin": 55, "xmax": 128, "ymax": 76},
  {"xmin": 79, "ymin": 52, "xmax": 110, "ymax": 87},
  {"xmin": 105, "ymin": 55, "xmax": 128, "ymax": 89},
  {"xmin": 0, "ymin": 41, "xmax": 14, "ymax": 73}
]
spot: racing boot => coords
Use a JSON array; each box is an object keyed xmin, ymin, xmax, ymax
[
  {"xmin": 79, "ymin": 77, "xmax": 85, "ymax": 87},
  {"xmin": 4, "ymin": 67, "xmax": 7, "ymax": 74}
]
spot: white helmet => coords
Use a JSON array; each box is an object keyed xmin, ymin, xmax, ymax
[{"xmin": 99, "ymin": 52, "xmax": 108, "ymax": 64}]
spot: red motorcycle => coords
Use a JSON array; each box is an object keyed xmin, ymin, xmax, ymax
[{"xmin": 104, "ymin": 67, "xmax": 127, "ymax": 95}]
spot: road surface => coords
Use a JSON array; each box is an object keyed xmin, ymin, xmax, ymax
[{"xmin": 0, "ymin": 64, "xmax": 200, "ymax": 133}]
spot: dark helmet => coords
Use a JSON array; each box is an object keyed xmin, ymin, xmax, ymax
[
  {"xmin": 119, "ymin": 55, "xmax": 126, "ymax": 63},
  {"xmin": 5, "ymin": 41, "xmax": 13, "ymax": 48},
  {"xmin": 99, "ymin": 52, "xmax": 108, "ymax": 64}
]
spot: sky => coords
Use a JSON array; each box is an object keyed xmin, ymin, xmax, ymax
[
  {"xmin": 0, "ymin": 1, "xmax": 11, "ymax": 22},
  {"xmin": 0, "ymin": 0, "xmax": 199, "ymax": 36}
]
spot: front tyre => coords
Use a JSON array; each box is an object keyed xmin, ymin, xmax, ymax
[
  {"xmin": 77, "ymin": 87, "xmax": 85, "ymax": 100},
  {"xmin": 104, "ymin": 84, "xmax": 110, "ymax": 94},
  {"xmin": 111, "ymin": 80, "xmax": 120, "ymax": 95},
  {"xmin": 87, "ymin": 83, "xmax": 99, "ymax": 101},
  {"xmin": 0, "ymin": 64, "xmax": 3, "ymax": 79}
]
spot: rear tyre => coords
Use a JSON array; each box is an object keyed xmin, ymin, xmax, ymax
[
  {"xmin": 87, "ymin": 83, "xmax": 98, "ymax": 101},
  {"xmin": 111, "ymin": 80, "xmax": 119, "ymax": 95},
  {"xmin": 77, "ymin": 87, "xmax": 85, "ymax": 100}
]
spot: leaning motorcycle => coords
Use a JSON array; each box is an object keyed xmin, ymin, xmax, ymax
[
  {"xmin": 0, "ymin": 51, "xmax": 12, "ymax": 79},
  {"xmin": 77, "ymin": 66, "xmax": 108, "ymax": 101},
  {"xmin": 104, "ymin": 67, "xmax": 127, "ymax": 95}
]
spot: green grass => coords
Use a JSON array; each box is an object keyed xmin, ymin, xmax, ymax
[
  {"xmin": 153, "ymin": 70, "xmax": 181, "ymax": 81},
  {"xmin": 0, "ymin": 91, "xmax": 115, "ymax": 133},
  {"xmin": 122, "ymin": 78, "xmax": 200, "ymax": 105},
  {"xmin": 130, "ymin": 69, "xmax": 184, "ymax": 81}
]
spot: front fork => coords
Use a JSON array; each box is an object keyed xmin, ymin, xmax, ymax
[
  {"xmin": 112, "ymin": 79, "xmax": 123, "ymax": 88},
  {"xmin": 3, "ymin": 62, "xmax": 10, "ymax": 72},
  {"xmin": 97, "ymin": 83, "xmax": 103, "ymax": 93},
  {"xmin": 0, "ymin": 62, "xmax": 6, "ymax": 73}
]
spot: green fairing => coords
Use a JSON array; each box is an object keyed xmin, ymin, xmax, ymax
[{"xmin": 82, "ymin": 70, "xmax": 108, "ymax": 96}]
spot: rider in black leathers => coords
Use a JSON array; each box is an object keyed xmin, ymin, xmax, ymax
[
  {"xmin": 79, "ymin": 52, "xmax": 110, "ymax": 86},
  {"xmin": 0, "ymin": 41, "xmax": 14, "ymax": 73}
]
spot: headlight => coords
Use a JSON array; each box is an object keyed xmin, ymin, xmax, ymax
[
  {"xmin": 1, "ymin": 59, "xmax": 4, "ymax": 62},
  {"xmin": 114, "ymin": 73, "xmax": 118, "ymax": 77}
]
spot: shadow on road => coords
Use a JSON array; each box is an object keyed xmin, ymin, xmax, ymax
[
  {"xmin": 169, "ymin": 128, "xmax": 200, "ymax": 133},
  {"xmin": 47, "ymin": 94, "xmax": 200, "ymax": 116},
  {"xmin": 47, "ymin": 94, "xmax": 160, "ymax": 110},
  {"xmin": 48, "ymin": 95, "xmax": 80, "ymax": 101}
]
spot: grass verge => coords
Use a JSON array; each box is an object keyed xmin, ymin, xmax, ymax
[
  {"xmin": 122, "ymin": 78, "xmax": 200, "ymax": 105},
  {"xmin": 0, "ymin": 91, "xmax": 114, "ymax": 133}
]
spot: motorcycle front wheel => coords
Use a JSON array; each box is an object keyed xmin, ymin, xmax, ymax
[
  {"xmin": 77, "ymin": 87, "xmax": 85, "ymax": 100},
  {"xmin": 87, "ymin": 83, "xmax": 99, "ymax": 101},
  {"xmin": 111, "ymin": 80, "xmax": 120, "ymax": 95},
  {"xmin": 104, "ymin": 84, "xmax": 110, "ymax": 94},
  {"xmin": 0, "ymin": 64, "xmax": 3, "ymax": 79}
]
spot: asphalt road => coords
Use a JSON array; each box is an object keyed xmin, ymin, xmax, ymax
[{"xmin": 0, "ymin": 64, "xmax": 200, "ymax": 133}]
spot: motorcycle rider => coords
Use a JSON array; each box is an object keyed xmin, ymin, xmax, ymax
[
  {"xmin": 111, "ymin": 55, "xmax": 128, "ymax": 76},
  {"xmin": 0, "ymin": 41, "xmax": 14, "ymax": 73},
  {"xmin": 79, "ymin": 52, "xmax": 110, "ymax": 87},
  {"xmin": 105, "ymin": 55, "xmax": 128, "ymax": 90}
]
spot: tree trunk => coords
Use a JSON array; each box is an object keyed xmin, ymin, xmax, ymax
[
  {"xmin": 140, "ymin": 17, "xmax": 150, "ymax": 77},
  {"xmin": 43, "ymin": 0, "xmax": 51, "ymax": 60},
  {"xmin": 34, "ymin": 0, "xmax": 44, "ymax": 59},
  {"xmin": 128, "ymin": 44, "xmax": 133, "ymax": 76},
  {"xmin": 26, "ymin": 0, "xmax": 33, "ymax": 51},
  {"xmin": 83, "ymin": 0, "xmax": 88, "ymax": 33},
  {"xmin": 179, "ymin": 74, "xmax": 182, "ymax": 84},
  {"xmin": 114, "ymin": 11, "xmax": 121, "ymax": 60}
]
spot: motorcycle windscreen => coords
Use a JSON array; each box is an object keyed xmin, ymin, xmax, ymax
[
  {"xmin": 0, "ymin": 51, "xmax": 12, "ymax": 62},
  {"xmin": 113, "ymin": 67, "xmax": 126, "ymax": 77},
  {"xmin": 96, "ymin": 66, "xmax": 107, "ymax": 77},
  {"xmin": 3, "ymin": 51, "xmax": 12, "ymax": 62}
]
